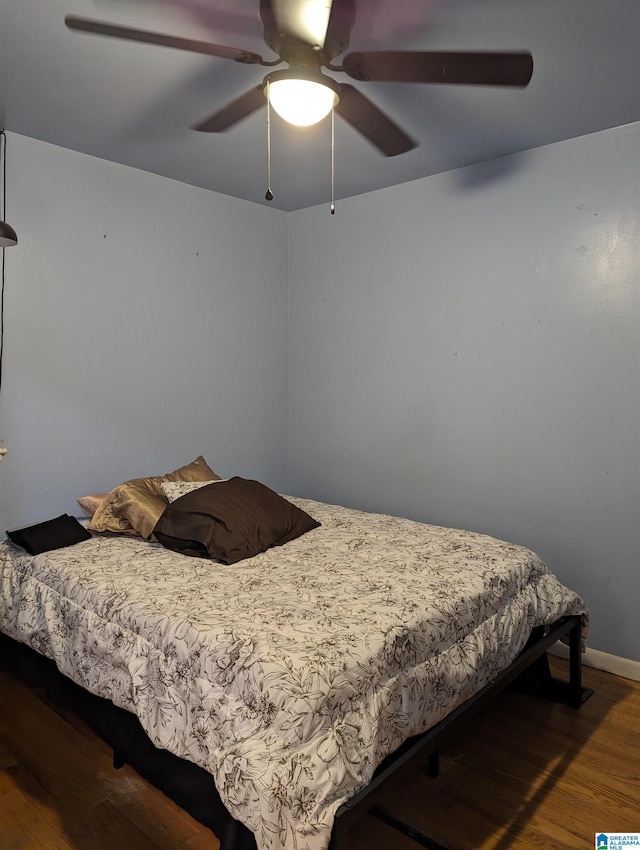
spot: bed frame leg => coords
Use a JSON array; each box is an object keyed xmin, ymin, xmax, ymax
[
  {"xmin": 512, "ymin": 619, "xmax": 593, "ymax": 707},
  {"xmin": 541, "ymin": 618, "xmax": 593, "ymax": 707},
  {"xmin": 424, "ymin": 749, "xmax": 439, "ymax": 778},
  {"xmin": 567, "ymin": 618, "xmax": 594, "ymax": 708}
]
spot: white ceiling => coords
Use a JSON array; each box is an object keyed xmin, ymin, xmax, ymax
[{"xmin": 2, "ymin": 0, "xmax": 639, "ymax": 211}]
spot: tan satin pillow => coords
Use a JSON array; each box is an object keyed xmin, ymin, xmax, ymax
[{"xmin": 88, "ymin": 456, "xmax": 220, "ymax": 539}]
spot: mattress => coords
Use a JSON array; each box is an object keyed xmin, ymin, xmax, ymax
[{"xmin": 0, "ymin": 497, "xmax": 588, "ymax": 850}]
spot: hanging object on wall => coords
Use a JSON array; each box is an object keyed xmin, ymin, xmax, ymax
[
  {"xmin": 0, "ymin": 128, "xmax": 17, "ymax": 460},
  {"xmin": 0, "ymin": 130, "xmax": 18, "ymax": 248},
  {"xmin": 64, "ymin": 0, "xmax": 533, "ymax": 158}
]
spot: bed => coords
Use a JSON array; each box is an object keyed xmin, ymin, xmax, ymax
[{"xmin": 0, "ymin": 465, "xmax": 589, "ymax": 850}]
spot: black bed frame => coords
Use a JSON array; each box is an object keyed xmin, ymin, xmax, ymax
[{"xmin": 0, "ymin": 615, "xmax": 591, "ymax": 850}]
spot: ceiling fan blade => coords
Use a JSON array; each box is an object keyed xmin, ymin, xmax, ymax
[
  {"xmin": 270, "ymin": 0, "xmax": 334, "ymax": 48},
  {"xmin": 192, "ymin": 85, "xmax": 266, "ymax": 132},
  {"xmin": 64, "ymin": 15, "xmax": 269, "ymax": 65},
  {"xmin": 335, "ymin": 84, "xmax": 416, "ymax": 157},
  {"xmin": 342, "ymin": 51, "xmax": 534, "ymax": 87}
]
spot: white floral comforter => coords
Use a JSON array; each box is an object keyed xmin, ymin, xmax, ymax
[{"xmin": 0, "ymin": 498, "xmax": 587, "ymax": 850}]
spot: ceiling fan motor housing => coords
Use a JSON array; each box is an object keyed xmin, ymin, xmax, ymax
[{"xmin": 259, "ymin": 0, "xmax": 356, "ymax": 64}]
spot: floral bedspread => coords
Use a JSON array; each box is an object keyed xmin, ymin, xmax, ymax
[{"xmin": 0, "ymin": 498, "xmax": 587, "ymax": 850}]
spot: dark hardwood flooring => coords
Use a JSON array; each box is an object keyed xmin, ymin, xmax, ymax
[{"xmin": 0, "ymin": 658, "xmax": 638, "ymax": 850}]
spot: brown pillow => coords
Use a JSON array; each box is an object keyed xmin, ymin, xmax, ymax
[
  {"xmin": 77, "ymin": 493, "xmax": 108, "ymax": 517},
  {"xmin": 153, "ymin": 477, "xmax": 320, "ymax": 564},
  {"xmin": 89, "ymin": 456, "xmax": 220, "ymax": 539}
]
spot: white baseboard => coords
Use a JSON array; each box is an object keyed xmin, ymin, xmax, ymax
[{"xmin": 549, "ymin": 643, "xmax": 640, "ymax": 682}]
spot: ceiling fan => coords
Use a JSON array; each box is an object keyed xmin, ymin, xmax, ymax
[{"xmin": 65, "ymin": 0, "xmax": 533, "ymax": 157}]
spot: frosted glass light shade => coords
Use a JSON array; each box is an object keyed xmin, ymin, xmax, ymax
[{"xmin": 268, "ymin": 77, "xmax": 338, "ymax": 127}]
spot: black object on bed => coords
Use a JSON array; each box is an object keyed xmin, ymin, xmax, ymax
[{"xmin": 6, "ymin": 513, "xmax": 91, "ymax": 555}]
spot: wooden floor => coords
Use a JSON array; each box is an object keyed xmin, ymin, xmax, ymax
[{"xmin": 0, "ymin": 658, "xmax": 638, "ymax": 850}]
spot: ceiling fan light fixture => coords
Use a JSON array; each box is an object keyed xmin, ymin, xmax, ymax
[{"xmin": 265, "ymin": 70, "xmax": 339, "ymax": 127}]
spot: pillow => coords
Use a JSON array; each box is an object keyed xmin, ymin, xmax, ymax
[
  {"xmin": 7, "ymin": 514, "xmax": 92, "ymax": 555},
  {"xmin": 161, "ymin": 479, "xmax": 225, "ymax": 504},
  {"xmin": 153, "ymin": 477, "xmax": 320, "ymax": 565},
  {"xmin": 77, "ymin": 493, "xmax": 108, "ymax": 517},
  {"xmin": 89, "ymin": 456, "xmax": 220, "ymax": 540}
]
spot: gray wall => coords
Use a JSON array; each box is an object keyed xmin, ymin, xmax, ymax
[
  {"xmin": 0, "ymin": 134, "xmax": 290, "ymax": 530},
  {"xmin": 289, "ymin": 122, "xmax": 640, "ymax": 661}
]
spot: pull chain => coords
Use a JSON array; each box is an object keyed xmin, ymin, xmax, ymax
[
  {"xmin": 265, "ymin": 81, "xmax": 273, "ymax": 202},
  {"xmin": 330, "ymin": 108, "xmax": 335, "ymax": 215}
]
